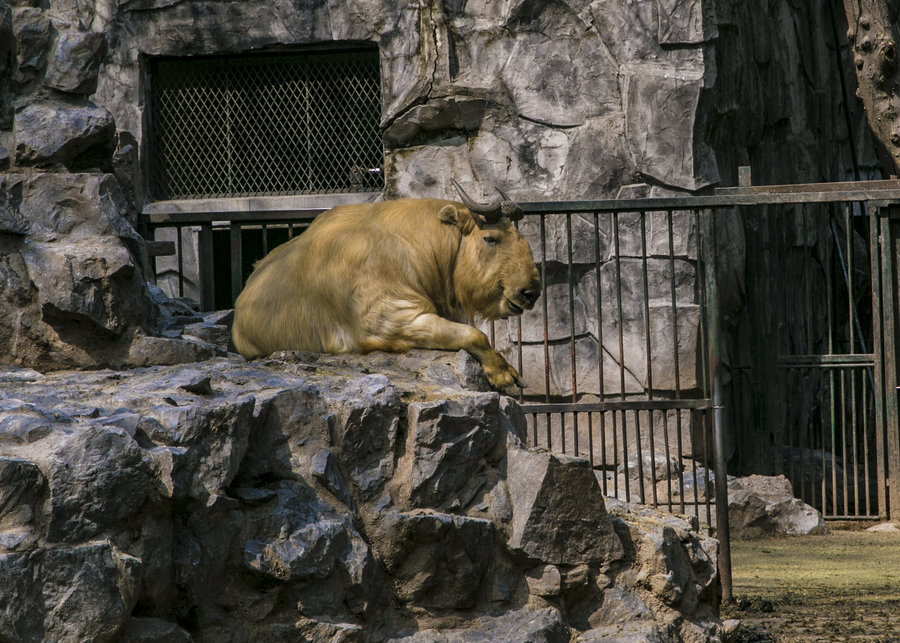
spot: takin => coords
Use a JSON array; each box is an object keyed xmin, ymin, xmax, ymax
[{"xmin": 231, "ymin": 181, "xmax": 541, "ymax": 389}]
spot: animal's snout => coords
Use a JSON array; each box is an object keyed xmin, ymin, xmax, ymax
[{"xmin": 517, "ymin": 286, "xmax": 541, "ymax": 308}]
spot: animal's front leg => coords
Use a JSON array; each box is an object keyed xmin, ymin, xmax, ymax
[{"xmin": 379, "ymin": 313, "xmax": 525, "ymax": 390}]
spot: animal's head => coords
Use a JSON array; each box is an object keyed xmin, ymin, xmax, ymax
[{"xmin": 441, "ymin": 180, "xmax": 541, "ymax": 321}]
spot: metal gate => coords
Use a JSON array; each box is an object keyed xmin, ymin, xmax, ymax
[{"xmin": 712, "ymin": 175, "xmax": 900, "ymax": 521}]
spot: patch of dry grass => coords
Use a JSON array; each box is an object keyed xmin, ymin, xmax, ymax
[{"xmin": 723, "ymin": 529, "xmax": 900, "ymax": 642}]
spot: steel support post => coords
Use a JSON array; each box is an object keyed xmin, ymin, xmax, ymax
[
  {"xmin": 879, "ymin": 208, "xmax": 900, "ymax": 519},
  {"xmin": 198, "ymin": 223, "xmax": 216, "ymax": 312},
  {"xmin": 702, "ymin": 208, "xmax": 733, "ymax": 602}
]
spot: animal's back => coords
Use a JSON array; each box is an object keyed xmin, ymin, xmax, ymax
[{"xmin": 231, "ymin": 199, "xmax": 455, "ymax": 358}]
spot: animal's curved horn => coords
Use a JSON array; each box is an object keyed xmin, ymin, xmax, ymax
[
  {"xmin": 451, "ymin": 179, "xmax": 523, "ymax": 223},
  {"xmin": 496, "ymin": 187, "xmax": 524, "ymax": 221}
]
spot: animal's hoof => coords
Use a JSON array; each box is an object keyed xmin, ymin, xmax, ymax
[{"xmin": 484, "ymin": 364, "xmax": 526, "ymax": 391}]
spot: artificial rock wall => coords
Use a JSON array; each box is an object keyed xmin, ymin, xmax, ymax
[
  {"xmin": 0, "ymin": 0, "xmax": 889, "ymax": 434},
  {"xmin": 1, "ymin": 0, "xmax": 723, "ymax": 395}
]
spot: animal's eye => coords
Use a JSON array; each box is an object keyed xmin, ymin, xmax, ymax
[{"xmin": 483, "ymin": 235, "xmax": 499, "ymax": 246}]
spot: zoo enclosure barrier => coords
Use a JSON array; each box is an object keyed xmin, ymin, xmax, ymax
[{"xmin": 142, "ymin": 172, "xmax": 900, "ymax": 602}]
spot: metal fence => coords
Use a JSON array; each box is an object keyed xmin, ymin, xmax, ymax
[
  {"xmin": 147, "ymin": 46, "xmax": 384, "ymax": 200},
  {"xmin": 489, "ymin": 205, "xmax": 722, "ymax": 533},
  {"xmin": 728, "ymin": 195, "xmax": 891, "ymax": 520}
]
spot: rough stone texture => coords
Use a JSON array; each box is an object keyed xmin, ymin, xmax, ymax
[
  {"xmin": 3, "ymin": 0, "xmax": 720, "ymax": 403},
  {"xmin": 727, "ymin": 474, "xmax": 827, "ymax": 540},
  {"xmin": 43, "ymin": 30, "xmax": 107, "ymax": 95},
  {"xmin": 14, "ymin": 102, "xmax": 115, "ymax": 171},
  {"xmin": 0, "ymin": 350, "xmax": 725, "ymax": 641},
  {"xmin": 1, "ymin": 0, "xmax": 887, "ymax": 471},
  {"xmin": 0, "ymin": 2, "xmax": 184, "ymax": 369},
  {"xmin": 0, "ymin": 172, "xmax": 220, "ymax": 370}
]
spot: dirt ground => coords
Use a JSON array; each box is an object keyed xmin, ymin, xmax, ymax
[{"xmin": 722, "ymin": 523, "xmax": 900, "ymax": 642}]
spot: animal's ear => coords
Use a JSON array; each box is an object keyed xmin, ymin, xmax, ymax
[
  {"xmin": 438, "ymin": 204, "xmax": 461, "ymax": 226},
  {"xmin": 439, "ymin": 204, "xmax": 478, "ymax": 234}
]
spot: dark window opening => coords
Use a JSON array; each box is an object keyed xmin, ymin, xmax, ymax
[{"xmin": 148, "ymin": 46, "xmax": 384, "ymax": 200}]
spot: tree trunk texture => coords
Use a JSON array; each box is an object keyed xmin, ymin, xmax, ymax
[{"xmin": 842, "ymin": 0, "xmax": 900, "ymax": 173}]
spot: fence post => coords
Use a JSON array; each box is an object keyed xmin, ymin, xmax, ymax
[
  {"xmin": 198, "ymin": 223, "xmax": 216, "ymax": 312},
  {"xmin": 230, "ymin": 224, "xmax": 243, "ymax": 307},
  {"xmin": 702, "ymin": 208, "xmax": 733, "ymax": 602},
  {"xmin": 879, "ymin": 207, "xmax": 900, "ymax": 519}
]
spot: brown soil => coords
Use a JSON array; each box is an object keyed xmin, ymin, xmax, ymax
[{"xmin": 722, "ymin": 525, "xmax": 900, "ymax": 642}]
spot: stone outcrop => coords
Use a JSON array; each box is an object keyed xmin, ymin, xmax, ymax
[
  {"xmin": 0, "ymin": 350, "xmax": 724, "ymax": 641},
  {"xmin": 0, "ymin": 171, "xmax": 219, "ymax": 370},
  {"xmin": 1, "ymin": 2, "xmax": 194, "ymax": 369},
  {"xmin": 726, "ymin": 475, "xmax": 827, "ymax": 540}
]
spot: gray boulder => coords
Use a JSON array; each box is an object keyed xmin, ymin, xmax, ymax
[
  {"xmin": 507, "ymin": 447, "xmax": 624, "ymax": 565},
  {"xmin": 0, "ymin": 351, "xmax": 725, "ymax": 641},
  {"xmin": 14, "ymin": 102, "xmax": 116, "ymax": 170},
  {"xmin": 43, "ymin": 31, "xmax": 107, "ymax": 95},
  {"xmin": 727, "ymin": 474, "xmax": 827, "ymax": 539}
]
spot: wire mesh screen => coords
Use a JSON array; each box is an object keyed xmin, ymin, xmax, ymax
[{"xmin": 148, "ymin": 47, "xmax": 384, "ymax": 200}]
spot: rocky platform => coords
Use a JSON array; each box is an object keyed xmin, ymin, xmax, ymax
[{"xmin": 0, "ymin": 350, "xmax": 724, "ymax": 642}]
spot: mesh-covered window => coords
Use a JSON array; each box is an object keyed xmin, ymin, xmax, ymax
[{"xmin": 148, "ymin": 47, "xmax": 384, "ymax": 200}]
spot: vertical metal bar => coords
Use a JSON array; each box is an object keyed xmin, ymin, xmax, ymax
[
  {"xmin": 587, "ymin": 412, "xmax": 595, "ymax": 468},
  {"xmin": 826, "ymin": 222, "xmax": 839, "ymax": 516},
  {"xmin": 667, "ymin": 210, "xmax": 682, "ymax": 398},
  {"xmin": 176, "ymin": 226, "xmax": 185, "ymax": 298},
  {"xmin": 677, "ymin": 409, "xmax": 686, "ymax": 514},
  {"xmin": 612, "ymin": 411, "xmax": 620, "ymax": 499},
  {"xmin": 804, "ymin": 206, "xmax": 812, "ymax": 352},
  {"xmin": 787, "ymin": 368, "xmax": 796, "ymax": 498},
  {"xmin": 830, "ymin": 368, "xmax": 839, "ymax": 516},
  {"xmin": 648, "ymin": 409, "xmax": 659, "ymax": 507},
  {"xmin": 230, "ymin": 223, "xmax": 243, "ymax": 306},
  {"xmin": 879, "ymin": 210, "xmax": 900, "ymax": 519},
  {"xmin": 702, "ymin": 207, "xmax": 732, "ymax": 601},
  {"xmin": 797, "ymin": 204, "xmax": 810, "ymax": 505},
  {"xmin": 613, "ymin": 213, "xmax": 627, "ymax": 400},
  {"xmin": 846, "ymin": 204, "xmax": 856, "ymax": 354},
  {"xmin": 516, "ymin": 316, "xmax": 524, "ymax": 403},
  {"xmin": 565, "ymin": 214, "xmax": 580, "ymax": 455},
  {"xmin": 594, "ymin": 211, "xmax": 607, "ymax": 492},
  {"xmin": 702, "ymin": 408, "xmax": 712, "ymax": 526},
  {"xmin": 862, "ymin": 366, "xmax": 872, "ymax": 516},
  {"xmin": 635, "ymin": 409, "xmax": 646, "ymax": 504},
  {"xmin": 820, "ymin": 377, "xmax": 829, "ymax": 515},
  {"xmin": 690, "ymin": 420, "xmax": 700, "ymax": 519},
  {"xmin": 600, "ymin": 410, "xmax": 609, "ymax": 496},
  {"xmin": 622, "ymin": 411, "xmax": 631, "ymax": 501},
  {"xmin": 561, "ymin": 412, "xmax": 567, "ymax": 455},
  {"xmin": 641, "ymin": 211, "xmax": 654, "ymax": 399},
  {"xmin": 595, "ymin": 211, "xmax": 606, "ymax": 397},
  {"xmin": 869, "ymin": 205, "xmax": 889, "ymax": 519},
  {"xmin": 851, "ymin": 365, "xmax": 860, "ymax": 515},
  {"xmin": 841, "ymin": 369, "xmax": 849, "ymax": 515},
  {"xmin": 198, "ymin": 223, "xmax": 215, "ymax": 312},
  {"xmin": 540, "ymin": 216, "xmax": 551, "ymax": 402},
  {"xmin": 663, "ymin": 409, "xmax": 674, "ymax": 512}
]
